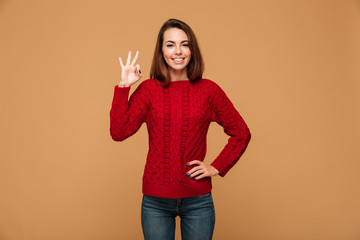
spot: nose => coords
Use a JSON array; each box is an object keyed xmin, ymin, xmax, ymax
[{"xmin": 175, "ymin": 45, "xmax": 182, "ymax": 55}]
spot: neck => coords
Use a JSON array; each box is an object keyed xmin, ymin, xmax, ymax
[{"xmin": 169, "ymin": 69, "xmax": 189, "ymax": 82}]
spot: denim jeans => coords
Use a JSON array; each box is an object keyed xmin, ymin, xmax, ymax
[{"xmin": 141, "ymin": 191, "xmax": 215, "ymax": 240}]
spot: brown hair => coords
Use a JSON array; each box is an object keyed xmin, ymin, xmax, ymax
[{"xmin": 150, "ymin": 18, "xmax": 204, "ymax": 88}]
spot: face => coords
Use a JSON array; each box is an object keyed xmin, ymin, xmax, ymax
[{"xmin": 162, "ymin": 28, "xmax": 191, "ymax": 73}]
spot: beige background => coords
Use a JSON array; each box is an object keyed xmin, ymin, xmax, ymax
[{"xmin": 1, "ymin": 0, "xmax": 359, "ymax": 239}]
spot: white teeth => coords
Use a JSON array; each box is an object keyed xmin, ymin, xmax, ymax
[{"xmin": 173, "ymin": 58, "xmax": 184, "ymax": 61}]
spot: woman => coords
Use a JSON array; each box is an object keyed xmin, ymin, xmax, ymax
[{"xmin": 110, "ymin": 18, "xmax": 251, "ymax": 240}]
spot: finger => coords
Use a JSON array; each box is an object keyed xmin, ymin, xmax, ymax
[
  {"xmin": 126, "ymin": 50, "xmax": 131, "ymax": 65},
  {"xmin": 191, "ymin": 169, "xmax": 204, "ymax": 177},
  {"xmin": 187, "ymin": 166, "xmax": 202, "ymax": 176},
  {"xmin": 194, "ymin": 172, "xmax": 208, "ymax": 180},
  {"xmin": 131, "ymin": 50, "xmax": 139, "ymax": 66},
  {"xmin": 187, "ymin": 160, "xmax": 202, "ymax": 166},
  {"xmin": 119, "ymin": 57, "xmax": 124, "ymax": 68},
  {"xmin": 135, "ymin": 64, "xmax": 141, "ymax": 74}
]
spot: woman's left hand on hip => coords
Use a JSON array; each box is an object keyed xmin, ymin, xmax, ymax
[{"xmin": 186, "ymin": 160, "xmax": 220, "ymax": 180}]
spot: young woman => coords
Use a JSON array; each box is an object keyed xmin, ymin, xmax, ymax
[{"xmin": 110, "ymin": 18, "xmax": 251, "ymax": 240}]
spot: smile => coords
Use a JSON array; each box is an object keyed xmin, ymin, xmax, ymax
[{"xmin": 172, "ymin": 58, "xmax": 185, "ymax": 63}]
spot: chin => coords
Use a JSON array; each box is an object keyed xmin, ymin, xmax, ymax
[
  {"xmin": 167, "ymin": 61, "xmax": 190, "ymax": 71},
  {"xmin": 170, "ymin": 66, "xmax": 187, "ymax": 71}
]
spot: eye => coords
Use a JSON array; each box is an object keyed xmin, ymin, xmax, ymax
[
  {"xmin": 183, "ymin": 44, "xmax": 189, "ymax": 47},
  {"xmin": 166, "ymin": 44, "xmax": 173, "ymax": 47}
]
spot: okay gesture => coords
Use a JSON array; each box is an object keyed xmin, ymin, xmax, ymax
[{"xmin": 118, "ymin": 50, "xmax": 142, "ymax": 87}]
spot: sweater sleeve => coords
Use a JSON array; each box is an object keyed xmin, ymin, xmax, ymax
[
  {"xmin": 210, "ymin": 85, "xmax": 251, "ymax": 177},
  {"xmin": 109, "ymin": 82, "xmax": 148, "ymax": 141}
]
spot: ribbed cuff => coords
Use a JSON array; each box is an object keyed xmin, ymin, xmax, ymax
[
  {"xmin": 113, "ymin": 85, "xmax": 130, "ymax": 104},
  {"xmin": 210, "ymin": 158, "xmax": 229, "ymax": 177}
]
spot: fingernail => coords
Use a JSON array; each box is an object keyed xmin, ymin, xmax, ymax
[
  {"xmin": 139, "ymin": 70, "xmax": 141, "ymax": 74},
  {"xmin": 186, "ymin": 173, "xmax": 189, "ymax": 176},
  {"xmin": 186, "ymin": 163, "xmax": 189, "ymax": 166}
]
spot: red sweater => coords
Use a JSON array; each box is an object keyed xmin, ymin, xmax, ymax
[{"xmin": 110, "ymin": 78, "xmax": 251, "ymax": 198}]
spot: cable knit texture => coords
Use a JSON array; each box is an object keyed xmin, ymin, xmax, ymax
[{"xmin": 110, "ymin": 78, "xmax": 251, "ymax": 198}]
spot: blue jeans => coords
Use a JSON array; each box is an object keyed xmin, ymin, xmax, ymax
[{"xmin": 141, "ymin": 191, "xmax": 215, "ymax": 240}]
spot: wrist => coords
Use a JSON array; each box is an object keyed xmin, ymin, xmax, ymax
[
  {"xmin": 210, "ymin": 165, "xmax": 220, "ymax": 176},
  {"xmin": 118, "ymin": 82, "xmax": 130, "ymax": 88}
]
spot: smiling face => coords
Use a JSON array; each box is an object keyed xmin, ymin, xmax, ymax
[{"xmin": 162, "ymin": 28, "xmax": 192, "ymax": 75}]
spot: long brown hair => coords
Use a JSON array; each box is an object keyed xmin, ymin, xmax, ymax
[{"xmin": 150, "ymin": 18, "xmax": 204, "ymax": 88}]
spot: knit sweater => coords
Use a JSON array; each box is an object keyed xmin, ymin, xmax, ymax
[{"xmin": 110, "ymin": 78, "xmax": 251, "ymax": 198}]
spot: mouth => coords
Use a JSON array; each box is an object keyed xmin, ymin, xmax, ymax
[{"xmin": 171, "ymin": 58, "xmax": 185, "ymax": 63}]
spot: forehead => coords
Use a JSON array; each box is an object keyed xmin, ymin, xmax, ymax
[{"xmin": 163, "ymin": 28, "xmax": 188, "ymax": 41}]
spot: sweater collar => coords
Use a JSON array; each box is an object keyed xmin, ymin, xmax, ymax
[{"xmin": 168, "ymin": 80, "xmax": 191, "ymax": 87}]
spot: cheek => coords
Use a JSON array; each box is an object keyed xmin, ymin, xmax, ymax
[
  {"xmin": 186, "ymin": 51, "xmax": 191, "ymax": 60},
  {"xmin": 163, "ymin": 54, "xmax": 172, "ymax": 66},
  {"xmin": 162, "ymin": 48, "xmax": 169, "ymax": 58}
]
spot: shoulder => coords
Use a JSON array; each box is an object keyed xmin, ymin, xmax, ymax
[
  {"xmin": 199, "ymin": 79, "xmax": 232, "ymax": 109},
  {"xmin": 137, "ymin": 78, "xmax": 153, "ymax": 88},
  {"xmin": 137, "ymin": 78, "xmax": 166, "ymax": 90},
  {"xmin": 129, "ymin": 79, "xmax": 155, "ymax": 103},
  {"xmin": 132, "ymin": 79, "xmax": 155, "ymax": 94},
  {"xmin": 198, "ymin": 78, "xmax": 224, "ymax": 95}
]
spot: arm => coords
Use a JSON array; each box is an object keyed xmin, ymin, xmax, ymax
[
  {"xmin": 210, "ymin": 85, "xmax": 251, "ymax": 177},
  {"xmin": 109, "ymin": 82, "xmax": 148, "ymax": 141}
]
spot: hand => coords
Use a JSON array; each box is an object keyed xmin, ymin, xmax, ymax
[
  {"xmin": 118, "ymin": 50, "xmax": 142, "ymax": 87},
  {"xmin": 186, "ymin": 160, "xmax": 220, "ymax": 180}
]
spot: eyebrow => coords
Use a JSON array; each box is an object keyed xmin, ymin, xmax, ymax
[{"xmin": 164, "ymin": 40, "xmax": 189, "ymax": 43}]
